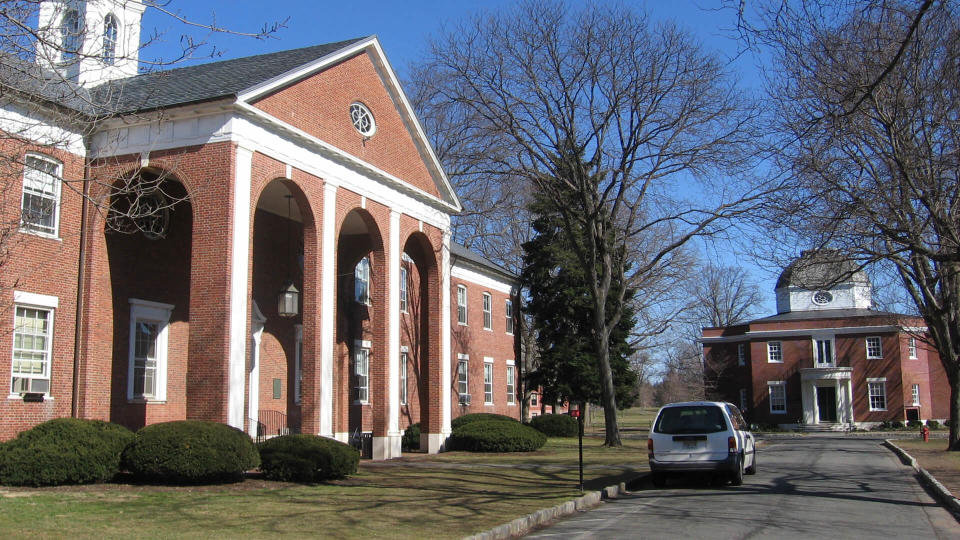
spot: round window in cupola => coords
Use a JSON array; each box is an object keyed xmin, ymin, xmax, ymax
[
  {"xmin": 349, "ymin": 102, "xmax": 376, "ymax": 137},
  {"xmin": 812, "ymin": 290, "xmax": 833, "ymax": 305}
]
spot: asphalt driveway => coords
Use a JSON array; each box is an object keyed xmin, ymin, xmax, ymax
[{"xmin": 525, "ymin": 437, "xmax": 959, "ymax": 539}]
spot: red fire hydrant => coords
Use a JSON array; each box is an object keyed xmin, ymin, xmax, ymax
[{"xmin": 921, "ymin": 425, "xmax": 930, "ymax": 442}]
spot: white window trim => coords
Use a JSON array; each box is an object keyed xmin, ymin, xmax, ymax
[
  {"xmin": 20, "ymin": 153, "xmax": 63, "ymax": 239},
  {"xmin": 865, "ymin": 336, "xmax": 883, "ymax": 359},
  {"xmin": 399, "ymin": 346, "xmax": 408, "ymax": 406},
  {"xmin": 867, "ymin": 378, "xmax": 887, "ymax": 411},
  {"xmin": 482, "ymin": 293, "xmax": 492, "ymax": 331},
  {"xmin": 483, "ymin": 357, "xmax": 494, "ymax": 405},
  {"xmin": 911, "ymin": 383, "xmax": 920, "ymax": 406},
  {"xmin": 505, "ymin": 299, "xmax": 514, "ymax": 335},
  {"xmin": 457, "ymin": 353, "xmax": 469, "ymax": 396},
  {"xmin": 767, "ymin": 341, "xmax": 783, "ymax": 363},
  {"xmin": 399, "ymin": 265, "xmax": 408, "ymax": 313},
  {"xmin": 353, "ymin": 340, "xmax": 371, "ymax": 404},
  {"xmin": 768, "ymin": 381, "xmax": 787, "ymax": 414},
  {"xmin": 812, "ymin": 335, "xmax": 836, "ymax": 368},
  {"xmin": 737, "ymin": 343, "xmax": 745, "ymax": 366},
  {"xmin": 908, "ymin": 337, "xmax": 918, "ymax": 359},
  {"xmin": 457, "ymin": 285, "xmax": 467, "ymax": 326},
  {"xmin": 355, "ymin": 257, "xmax": 371, "ymax": 305},
  {"xmin": 506, "ymin": 360, "xmax": 516, "ymax": 406},
  {"xmin": 127, "ymin": 298, "xmax": 173, "ymax": 403},
  {"xmin": 9, "ymin": 292, "xmax": 59, "ymax": 400}
]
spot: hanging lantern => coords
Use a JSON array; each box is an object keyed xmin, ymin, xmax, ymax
[{"xmin": 278, "ymin": 281, "xmax": 299, "ymax": 318}]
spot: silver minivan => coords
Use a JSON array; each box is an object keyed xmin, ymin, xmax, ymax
[{"xmin": 647, "ymin": 401, "xmax": 756, "ymax": 487}]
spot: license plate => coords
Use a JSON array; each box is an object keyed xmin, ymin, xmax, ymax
[{"xmin": 682, "ymin": 440, "xmax": 699, "ymax": 448}]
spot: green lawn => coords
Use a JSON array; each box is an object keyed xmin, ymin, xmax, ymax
[
  {"xmin": 0, "ymin": 438, "xmax": 648, "ymax": 539},
  {"xmin": 585, "ymin": 406, "xmax": 659, "ymax": 435}
]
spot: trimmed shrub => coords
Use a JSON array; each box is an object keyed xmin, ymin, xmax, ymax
[
  {"xmin": 907, "ymin": 420, "xmax": 923, "ymax": 428},
  {"xmin": 0, "ymin": 418, "xmax": 134, "ymax": 487},
  {"xmin": 451, "ymin": 413, "xmax": 518, "ymax": 430},
  {"xmin": 891, "ymin": 421, "xmax": 905, "ymax": 429},
  {"xmin": 122, "ymin": 420, "xmax": 259, "ymax": 484},
  {"xmin": 528, "ymin": 414, "xmax": 579, "ymax": 437},
  {"xmin": 450, "ymin": 419, "xmax": 546, "ymax": 452},
  {"xmin": 402, "ymin": 423, "xmax": 421, "ymax": 451},
  {"xmin": 927, "ymin": 419, "xmax": 942, "ymax": 429},
  {"xmin": 258, "ymin": 434, "xmax": 359, "ymax": 482}
]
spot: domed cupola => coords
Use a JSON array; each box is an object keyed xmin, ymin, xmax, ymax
[{"xmin": 774, "ymin": 250, "xmax": 872, "ymax": 313}]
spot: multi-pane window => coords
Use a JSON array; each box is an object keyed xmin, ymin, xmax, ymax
[
  {"xmin": 355, "ymin": 347, "xmax": 369, "ymax": 403},
  {"xmin": 739, "ymin": 388, "xmax": 749, "ymax": 412},
  {"xmin": 399, "ymin": 350, "xmax": 408, "ymax": 405},
  {"xmin": 482, "ymin": 293, "xmax": 492, "ymax": 330},
  {"xmin": 866, "ymin": 336, "xmax": 883, "ymax": 359},
  {"xmin": 11, "ymin": 306, "xmax": 53, "ymax": 394},
  {"xmin": 61, "ymin": 9, "xmax": 81, "ymax": 60},
  {"xmin": 868, "ymin": 380, "xmax": 887, "ymax": 411},
  {"xmin": 815, "ymin": 338, "xmax": 834, "ymax": 366},
  {"xmin": 399, "ymin": 265, "xmax": 408, "ymax": 313},
  {"xmin": 355, "ymin": 256, "xmax": 370, "ymax": 304},
  {"xmin": 21, "ymin": 154, "xmax": 62, "ymax": 236},
  {"xmin": 132, "ymin": 321, "xmax": 159, "ymax": 399},
  {"xmin": 912, "ymin": 384, "xmax": 920, "ymax": 406},
  {"xmin": 457, "ymin": 355, "xmax": 469, "ymax": 395},
  {"xmin": 505, "ymin": 299, "xmax": 514, "ymax": 334},
  {"xmin": 506, "ymin": 364, "xmax": 516, "ymax": 405},
  {"xmin": 128, "ymin": 299, "xmax": 171, "ymax": 402},
  {"xmin": 767, "ymin": 341, "xmax": 783, "ymax": 363},
  {"xmin": 483, "ymin": 360, "xmax": 493, "ymax": 404},
  {"xmin": 768, "ymin": 382, "xmax": 786, "ymax": 414},
  {"xmin": 737, "ymin": 343, "xmax": 746, "ymax": 366},
  {"xmin": 457, "ymin": 285, "xmax": 467, "ymax": 325},
  {"xmin": 531, "ymin": 392, "xmax": 538, "ymax": 407},
  {"xmin": 908, "ymin": 337, "xmax": 918, "ymax": 359},
  {"xmin": 103, "ymin": 14, "xmax": 118, "ymax": 65}
]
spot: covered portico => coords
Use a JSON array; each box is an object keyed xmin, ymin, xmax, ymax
[{"xmin": 800, "ymin": 367, "xmax": 854, "ymax": 428}]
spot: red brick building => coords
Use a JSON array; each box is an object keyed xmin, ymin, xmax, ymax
[
  {"xmin": 703, "ymin": 251, "xmax": 947, "ymax": 429},
  {"xmin": 0, "ymin": 0, "xmax": 520, "ymax": 458}
]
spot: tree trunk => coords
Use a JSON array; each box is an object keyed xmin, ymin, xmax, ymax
[
  {"xmin": 949, "ymin": 368, "xmax": 960, "ymax": 450},
  {"xmin": 595, "ymin": 312, "xmax": 621, "ymax": 446}
]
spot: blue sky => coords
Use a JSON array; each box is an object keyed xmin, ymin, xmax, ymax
[{"xmin": 141, "ymin": 1, "xmax": 778, "ymax": 313}]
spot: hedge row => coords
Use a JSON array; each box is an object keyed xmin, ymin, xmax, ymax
[
  {"xmin": 528, "ymin": 414, "xmax": 579, "ymax": 437},
  {"xmin": 450, "ymin": 419, "xmax": 546, "ymax": 452},
  {"xmin": 0, "ymin": 419, "xmax": 359, "ymax": 487}
]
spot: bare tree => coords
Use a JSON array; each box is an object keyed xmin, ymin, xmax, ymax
[
  {"xmin": 686, "ymin": 264, "xmax": 763, "ymax": 330},
  {"xmin": 734, "ymin": 1, "xmax": 960, "ymax": 448},
  {"xmin": 414, "ymin": 1, "xmax": 770, "ymax": 446}
]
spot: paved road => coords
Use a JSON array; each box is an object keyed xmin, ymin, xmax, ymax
[{"xmin": 525, "ymin": 437, "xmax": 959, "ymax": 539}]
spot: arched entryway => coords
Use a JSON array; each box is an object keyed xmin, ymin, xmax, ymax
[
  {"xmin": 105, "ymin": 169, "xmax": 192, "ymax": 430},
  {"xmin": 400, "ymin": 232, "xmax": 441, "ymax": 451},
  {"xmin": 249, "ymin": 179, "xmax": 315, "ymax": 439},
  {"xmin": 334, "ymin": 208, "xmax": 385, "ymax": 454}
]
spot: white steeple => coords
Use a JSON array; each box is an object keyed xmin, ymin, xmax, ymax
[{"xmin": 36, "ymin": 0, "xmax": 145, "ymax": 87}]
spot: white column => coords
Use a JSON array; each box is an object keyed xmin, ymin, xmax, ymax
[
  {"xmin": 248, "ymin": 327, "xmax": 263, "ymax": 438},
  {"xmin": 382, "ymin": 209, "xmax": 402, "ymax": 458},
  {"xmin": 428, "ymin": 230, "xmax": 452, "ymax": 454},
  {"xmin": 321, "ymin": 183, "xmax": 338, "ymax": 438},
  {"xmin": 228, "ymin": 146, "xmax": 253, "ymax": 430}
]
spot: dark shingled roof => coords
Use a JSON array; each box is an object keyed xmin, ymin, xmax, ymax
[
  {"xmin": 451, "ymin": 243, "xmax": 517, "ymax": 281},
  {"xmin": 92, "ymin": 37, "xmax": 369, "ymax": 114},
  {"xmin": 747, "ymin": 308, "xmax": 903, "ymax": 324},
  {"xmin": 776, "ymin": 249, "xmax": 869, "ymax": 290}
]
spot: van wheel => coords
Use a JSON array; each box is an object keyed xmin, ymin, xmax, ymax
[
  {"xmin": 729, "ymin": 458, "xmax": 744, "ymax": 486},
  {"xmin": 745, "ymin": 452, "xmax": 757, "ymax": 475},
  {"xmin": 651, "ymin": 472, "xmax": 667, "ymax": 488}
]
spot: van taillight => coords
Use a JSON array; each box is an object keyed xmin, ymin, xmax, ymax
[
  {"xmin": 728, "ymin": 436, "xmax": 737, "ymax": 454},
  {"xmin": 647, "ymin": 438, "xmax": 654, "ymax": 458}
]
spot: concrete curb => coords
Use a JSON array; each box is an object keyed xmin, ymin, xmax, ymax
[
  {"xmin": 884, "ymin": 440, "xmax": 960, "ymax": 515},
  {"xmin": 461, "ymin": 480, "xmax": 638, "ymax": 540}
]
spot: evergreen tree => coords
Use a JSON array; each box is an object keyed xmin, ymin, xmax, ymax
[{"xmin": 522, "ymin": 159, "xmax": 638, "ymax": 411}]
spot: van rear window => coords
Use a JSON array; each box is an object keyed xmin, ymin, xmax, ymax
[{"xmin": 654, "ymin": 405, "xmax": 727, "ymax": 434}]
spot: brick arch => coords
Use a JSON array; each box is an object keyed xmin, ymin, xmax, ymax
[
  {"xmin": 249, "ymin": 177, "xmax": 319, "ymax": 437},
  {"xmin": 334, "ymin": 205, "xmax": 387, "ymax": 442},
  {"xmin": 400, "ymin": 230, "xmax": 443, "ymax": 444}
]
